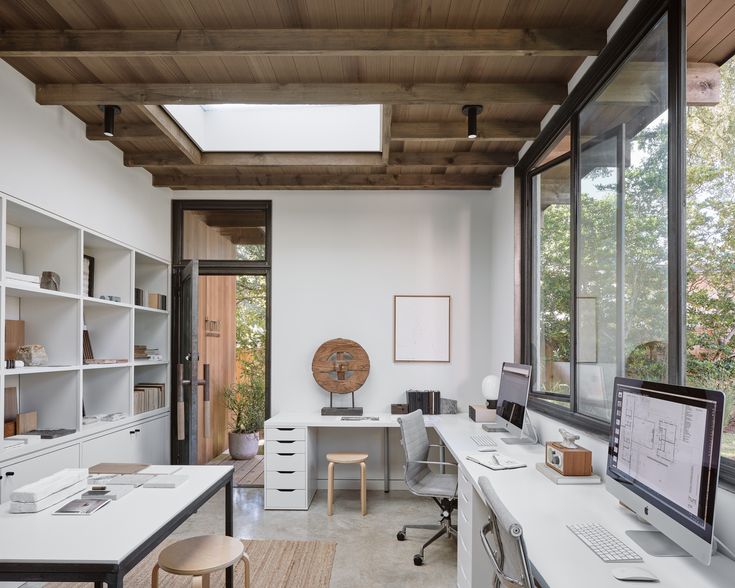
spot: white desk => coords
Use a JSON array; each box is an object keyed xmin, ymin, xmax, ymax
[
  {"xmin": 0, "ymin": 465, "xmax": 234, "ymax": 587},
  {"xmin": 265, "ymin": 412, "xmax": 735, "ymax": 587}
]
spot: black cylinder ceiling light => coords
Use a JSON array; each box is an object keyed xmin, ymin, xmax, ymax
[
  {"xmin": 99, "ymin": 105, "xmax": 121, "ymax": 137},
  {"xmin": 461, "ymin": 104, "xmax": 483, "ymax": 139}
]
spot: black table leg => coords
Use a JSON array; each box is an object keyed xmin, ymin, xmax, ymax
[
  {"xmin": 95, "ymin": 582, "xmax": 104, "ymax": 588},
  {"xmin": 226, "ymin": 476, "xmax": 234, "ymax": 588}
]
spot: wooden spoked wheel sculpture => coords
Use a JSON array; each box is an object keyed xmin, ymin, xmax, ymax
[{"xmin": 312, "ymin": 338, "xmax": 370, "ymax": 394}]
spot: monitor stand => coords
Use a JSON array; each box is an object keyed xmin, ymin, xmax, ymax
[
  {"xmin": 482, "ymin": 423, "xmax": 506, "ymax": 433},
  {"xmin": 626, "ymin": 530, "xmax": 691, "ymax": 558},
  {"xmin": 501, "ymin": 435, "xmax": 535, "ymax": 445}
]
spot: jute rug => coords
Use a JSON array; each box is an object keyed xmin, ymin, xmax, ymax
[{"xmin": 45, "ymin": 539, "xmax": 336, "ymax": 588}]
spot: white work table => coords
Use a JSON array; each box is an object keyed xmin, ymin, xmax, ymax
[
  {"xmin": 265, "ymin": 412, "xmax": 735, "ymax": 587},
  {"xmin": 0, "ymin": 465, "xmax": 234, "ymax": 587}
]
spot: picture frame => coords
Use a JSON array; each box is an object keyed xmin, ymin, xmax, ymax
[
  {"xmin": 394, "ymin": 295, "xmax": 451, "ymax": 362},
  {"xmin": 83, "ymin": 255, "xmax": 95, "ymax": 298}
]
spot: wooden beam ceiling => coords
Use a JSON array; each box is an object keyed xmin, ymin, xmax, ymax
[
  {"xmin": 123, "ymin": 151, "xmax": 517, "ymax": 168},
  {"xmin": 152, "ymin": 173, "xmax": 502, "ymax": 190},
  {"xmin": 391, "ymin": 120, "xmax": 539, "ymax": 141},
  {"xmin": 36, "ymin": 82, "xmax": 568, "ymax": 106},
  {"xmin": 0, "ymin": 29, "xmax": 606, "ymax": 58},
  {"xmin": 136, "ymin": 105, "xmax": 200, "ymax": 164}
]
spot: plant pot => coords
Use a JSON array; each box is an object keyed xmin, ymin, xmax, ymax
[{"xmin": 229, "ymin": 431, "xmax": 259, "ymax": 460}]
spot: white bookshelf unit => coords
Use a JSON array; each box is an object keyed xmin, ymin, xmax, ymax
[{"xmin": 0, "ymin": 194, "xmax": 171, "ymax": 502}]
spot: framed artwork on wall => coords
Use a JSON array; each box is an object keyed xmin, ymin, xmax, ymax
[{"xmin": 394, "ymin": 295, "xmax": 451, "ymax": 362}]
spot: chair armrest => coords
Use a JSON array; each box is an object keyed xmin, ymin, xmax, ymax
[{"xmin": 412, "ymin": 460, "xmax": 458, "ymax": 468}]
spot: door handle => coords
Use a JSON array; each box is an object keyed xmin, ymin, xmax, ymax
[
  {"xmin": 176, "ymin": 364, "xmax": 185, "ymax": 441},
  {"xmin": 202, "ymin": 364, "xmax": 211, "ymax": 439}
]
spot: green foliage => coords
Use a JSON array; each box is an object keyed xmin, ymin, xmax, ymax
[{"xmin": 223, "ymin": 378, "xmax": 265, "ymax": 434}]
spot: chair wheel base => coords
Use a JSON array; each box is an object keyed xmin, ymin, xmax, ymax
[
  {"xmin": 413, "ymin": 554, "xmax": 423, "ymax": 566},
  {"xmin": 396, "ymin": 531, "xmax": 406, "ymax": 541}
]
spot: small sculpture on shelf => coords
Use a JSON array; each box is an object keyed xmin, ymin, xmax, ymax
[
  {"xmin": 16, "ymin": 344, "xmax": 48, "ymax": 367},
  {"xmin": 40, "ymin": 271, "xmax": 60, "ymax": 291}
]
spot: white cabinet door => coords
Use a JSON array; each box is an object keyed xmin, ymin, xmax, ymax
[
  {"xmin": 81, "ymin": 426, "xmax": 138, "ymax": 467},
  {"xmin": 0, "ymin": 444, "xmax": 80, "ymax": 503},
  {"xmin": 135, "ymin": 416, "xmax": 169, "ymax": 465}
]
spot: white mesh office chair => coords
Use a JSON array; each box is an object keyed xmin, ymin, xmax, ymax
[
  {"xmin": 478, "ymin": 476, "xmax": 536, "ymax": 588},
  {"xmin": 396, "ymin": 410, "xmax": 458, "ymax": 566}
]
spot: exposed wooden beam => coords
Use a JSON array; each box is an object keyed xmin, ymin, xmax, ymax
[
  {"xmin": 124, "ymin": 150, "xmax": 516, "ymax": 168},
  {"xmin": 391, "ymin": 120, "xmax": 539, "ymax": 141},
  {"xmin": 86, "ymin": 122, "xmax": 161, "ymax": 141},
  {"xmin": 152, "ymin": 173, "xmax": 502, "ymax": 190},
  {"xmin": 36, "ymin": 82, "xmax": 568, "ymax": 106},
  {"xmin": 686, "ymin": 62, "xmax": 721, "ymax": 106},
  {"xmin": 124, "ymin": 152, "xmax": 384, "ymax": 167},
  {"xmin": 382, "ymin": 105, "xmax": 392, "ymax": 164},
  {"xmin": 389, "ymin": 151, "xmax": 517, "ymax": 167},
  {"xmin": 597, "ymin": 62, "xmax": 721, "ymax": 106},
  {"xmin": 136, "ymin": 105, "xmax": 201, "ymax": 164},
  {"xmin": 0, "ymin": 29, "xmax": 606, "ymax": 58}
]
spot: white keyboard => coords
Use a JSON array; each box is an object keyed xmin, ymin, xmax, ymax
[
  {"xmin": 470, "ymin": 434, "xmax": 497, "ymax": 447},
  {"xmin": 567, "ymin": 523, "xmax": 643, "ymax": 563}
]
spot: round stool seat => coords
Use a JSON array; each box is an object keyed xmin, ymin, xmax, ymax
[
  {"xmin": 327, "ymin": 452, "xmax": 368, "ymax": 464},
  {"xmin": 158, "ymin": 535, "xmax": 244, "ymax": 576}
]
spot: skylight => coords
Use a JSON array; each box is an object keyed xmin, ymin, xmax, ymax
[{"xmin": 164, "ymin": 104, "xmax": 382, "ymax": 152}]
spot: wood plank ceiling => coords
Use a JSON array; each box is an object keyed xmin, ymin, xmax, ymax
[{"xmin": 0, "ymin": 0, "xmax": 722, "ymax": 190}]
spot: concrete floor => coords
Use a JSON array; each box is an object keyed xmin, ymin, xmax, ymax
[{"xmin": 175, "ymin": 487, "xmax": 458, "ymax": 588}]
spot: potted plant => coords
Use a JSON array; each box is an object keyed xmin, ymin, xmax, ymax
[{"xmin": 223, "ymin": 375, "xmax": 265, "ymax": 460}]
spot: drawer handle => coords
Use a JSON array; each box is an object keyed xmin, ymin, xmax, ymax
[
  {"xmin": 276, "ymin": 440, "xmax": 295, "ymax": 444},
  {"xmin": 277, "ymin": 428, "xmax": 295, "ymax": 431},
  {"xmin": 277, "ymin": 471, "xmax": 296, "ymax": 474},
  {"xmin": 5, "ymin": 471, "xmax": 14, "ymax": 477},
  {"xmin": 276, "ymin": 453, "xmax": 295, "ymax": 456},
  {"xmin": 276, "ymin": 489, "xmax": 295, "ymax": 493}
]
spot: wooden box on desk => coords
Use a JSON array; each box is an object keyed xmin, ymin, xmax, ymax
[
  {"xmin": 469, "ymin": 404, "xmax": 495, "ymax": 423},
  {"xmin": 545, "ymin": 442, "xmax": 593, "ymax": 476}
]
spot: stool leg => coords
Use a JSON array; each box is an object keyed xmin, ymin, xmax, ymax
[
  {"xmin": 192, "ymin": 575, "xmax": 203, "ymax": 588},
  {"xmin": 201, "ymin": 573, "xmax": 211, "ymax": 588},
  {"xmin": 241, "ymin": 552, "xmax": 251, "ymax": 588},
  {"xmin": 327, "ymin": 461, "xmax": 335, "ymax": 516},
  {"xmin": 151, "ymin": 563, "xmax": 160, "ymax": 588},
  {"xmin": 360, "ymin": 461, "xmax": 367, "ymax": 516}
]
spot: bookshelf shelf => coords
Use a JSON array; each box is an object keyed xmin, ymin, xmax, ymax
[{"xmin": 0, "ymin": 195, "xmax": 171, "ymax": 467}]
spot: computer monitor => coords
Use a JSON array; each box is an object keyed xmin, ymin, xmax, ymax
[
  {"xmin": 606, "ymin": 377, "xmax": 725, "ymax": 565},
  {"xmin": 483, "ymin": 362, "xmax": 532, "ymax": 443}
]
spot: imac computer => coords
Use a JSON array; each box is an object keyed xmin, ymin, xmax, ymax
[
  {"xmin": 606, "ymin": 377, "xmax": 725, "ymax": 565},
  {"xmin": 482, "ymin": 362, "xmax": 534, "ymax": 444}
]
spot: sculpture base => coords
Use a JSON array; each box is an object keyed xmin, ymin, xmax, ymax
[{"xmin": 321, "ymin": 407, "xmax": 364, "ymax": 416}]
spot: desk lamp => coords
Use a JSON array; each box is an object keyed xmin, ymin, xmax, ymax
[{"xmin": 481, "ymin": 374, "xmax": 499, "ymax": 409}]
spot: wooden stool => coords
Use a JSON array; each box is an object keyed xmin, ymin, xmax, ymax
[
  {"xmin": 151, "ymin": 535, "xmax": 250, "ymax": 588},
  {"xmin": 326, "ymin": 452, "xmax": 368, "ymax": 516}
]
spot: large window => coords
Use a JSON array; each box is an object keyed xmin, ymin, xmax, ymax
[
  {"xmin": 526, "ymin": 14, "xmax": 673, "ymax": 428},
  {"xmin": 687, "ymin": 56, "xmax": 735, "ymax": 460}
]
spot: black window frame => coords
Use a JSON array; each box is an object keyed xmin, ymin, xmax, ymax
[
  {"xmin": 171, "ymin": 199, "xmax": 273, "ymax": 419},
  {"xmin": 516, "ymin": 0, "xmax": 735, "ymax": 487}
]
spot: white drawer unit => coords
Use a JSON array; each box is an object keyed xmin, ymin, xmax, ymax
[
  {"xmin": 266, "ymin": 470, "xmax": 306, "ymax": 489},
  {"xmin": 266, "ymin": 439, "xmax": 305, "ymax": 453},
  {"xmin": 264, "ymin": 426, "xmax": 317, "ymax": 510},
  {"xmin": 456, "ymin": 462, "xmax": 494, "ymax": 588},
  {"xmin": 268, "ymin": 427, "xmax": 306, "ymax": 441},
  {"xmin": 266, "ymin": 489, "xmax": 307, "ymax": 509}
]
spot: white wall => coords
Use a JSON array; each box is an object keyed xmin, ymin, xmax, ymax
[{"xmin": 0, "ymin": 61, "xmax": 170, "ymax": 259}]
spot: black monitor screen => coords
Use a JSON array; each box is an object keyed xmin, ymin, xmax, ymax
[
  {"xmin": 496, "ymin": 363, "xmax": 532, "ymax": 430},
  {"xmin": 607, "ymin": 378, "xmax": 724, "ymax": 542}
]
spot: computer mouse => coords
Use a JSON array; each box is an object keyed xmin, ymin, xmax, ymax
[
  {"xmin": 611, "ymin": 566, "xmax": 659, "ymax": 582},
  {"xmin": 477, "ymin": 446, "xmax": 497, "ymax": 452}
]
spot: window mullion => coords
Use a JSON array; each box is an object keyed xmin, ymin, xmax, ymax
[{"xmin": 570, "ymin": 114, "xmax": 581, "ymax": 414}]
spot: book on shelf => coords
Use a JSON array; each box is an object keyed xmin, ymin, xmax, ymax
[
  {"xmin": 406, "ymin": 390, "xmax": 442, "ymax": 415},
  {"xmin": 133, "ymin": 382, "xmax": 165, "ymax": 414},
  {"xmin": 84, "ymin": 358, "xmax": 128, "ymax": 365},
  {"xmin": 134, "ymin": 345, "xmax": 162, "ymax": 361},
  {"xmin": 135, "ymin": 288, "xmax": 166, "ymax": 310}
]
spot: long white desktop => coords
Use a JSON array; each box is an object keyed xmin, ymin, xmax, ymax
[{"xmin": 264, "ymin": 412, "xmax": 735, "ymax": 587}]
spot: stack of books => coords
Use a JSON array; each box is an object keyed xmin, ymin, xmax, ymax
[
  {"xmin": 134, "ymin": 345, "xmax": 162, "ymax": 361},
  {"xmin": 135, "ymin": 288, "xmax": 166, "ymax": 310},
  {"xmin": 133, "ymin": 382, "xmax": 165, "ymax": 414},
  {"xmin": 6, "ymin": 271, "xmax": 40, "ymax": 289},
  {"xmin": 406, "ymin": 390, "xmax": 442, "ymax": 415}
]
